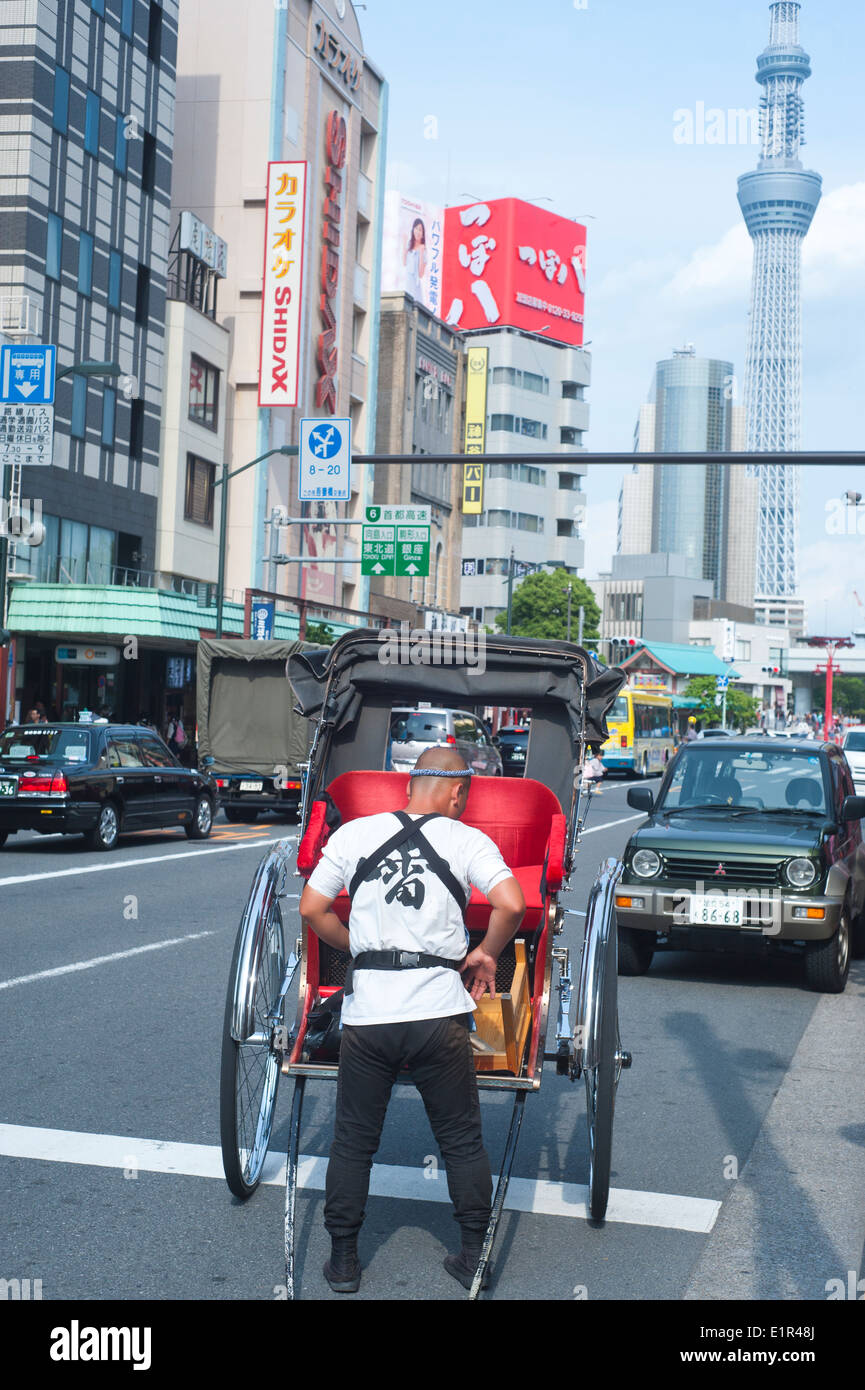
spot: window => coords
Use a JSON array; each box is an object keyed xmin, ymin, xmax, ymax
[
  {"xmin": 108, "ymin": 739, "xmax": 144, "ymax": 769},
  {"xmin": 70, "ymin": 377, "xmax": 87, "ymax": 438},
  {"xmin": 490, "ymin": 414, "xmax": 514, "ymax": 433},
  {"xmin": 519, "ymin": 417, "xmax": 546, "ymax": 440},
  {"xmin": 141, "ymin": 131, "xmax": 156, "ymax": 193},
  {"xmin": 77, "ymin": 232, "xmax": 93, "ymax": 296},
  {"xmin": 492, "ymin": 366, "xmax": 519, "ymax": 386},
  {"xmin": 139, "ymin": 736, "xmax": 175, "ymax": 769},
  {"xmin": 46, "ymin": 214, "xmax": 62, "ymax": 281},
  {"xmin": 108, "ymin": 250, "xmax": 122, "ymax": 309},
  {"xmin": 129, "ymin": 399, "xmax": 144, "ymax": 460},
  {"xmin": 735, "ymin": 639, "xmax": 752, "ymax": 661},
  {"xmin": 101, "ymin": 388, "xmax": 116, "ymax": 447},
  {"xmin": 560, "ymin": 426, "xmax": 582, "ymax": 446},
  {"xmin": 148, "ymin": 3, "xmax": 163, "ymax": 63},
  {"xmin": 135, "ymin": 264, "xmax": 150, "ymax": 323},
  {"xmin": 87, "ymin": 525, "xmax": 115, "ymax": 582},
  {"xmin": 121, "ymin": 0, "xmax": 134, "ymax": 38},
  {"xmin": 558, "ymin": 471, "xmax": 581, "ymax": 490},
  {"xmin": 188, "ymin": 355, "xmax": 219, "ymax": 431},
  {"xmin": 115, "ymin": 116, "xmax": 127, "ymax": 174},
  {"xmin": 562, "ymin": 381, "xmax": 584, "ymax": 400},
  {"xmin": 522, "ymin": 370, "xmax": 548, "ymax": 394},
  {"xmin": 90, "ymin": 0, "xmax": 105, "ymax": 14},
  {"xmin": 53, "ymin": 67, "xmax": 70, "ymax": 133},
  {"xmin": 487, "ymin": 509, "xmax": 511, "ymax": 528},
  {"xmin": 185, "ymin": 454, "xmax": 215, "ymax": 527},
  {"xmin": 84, "ymin": 91, "xmax": 100, "ymax": 154},
  {"xmin": 557, "ymin": 519, "xmax": 574, "ymax": 537}
]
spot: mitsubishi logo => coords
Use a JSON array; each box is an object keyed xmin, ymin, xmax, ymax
[{"xmin": 714, "ymin": 863, "xmax": 727, "ymax": 877}]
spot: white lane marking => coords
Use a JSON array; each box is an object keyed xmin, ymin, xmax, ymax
[
  {"xmin": 0, "ymin": 835, "xmax": 288, "ymax": 892},
  {"xmin": 0, "ymin": 1123, "xmax": 721, "ymax": 1234},
  {"xmin": 0, "ymin": 931, "xmax": 216, "ymax": 991},
  {"xmin": 580, "ymin": 813, "xmax": 644, "ymax": 836}
]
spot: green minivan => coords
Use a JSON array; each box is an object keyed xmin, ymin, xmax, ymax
[{"xmin": 616, "ymin": 737, "xmax": 865, "ymax": 993}]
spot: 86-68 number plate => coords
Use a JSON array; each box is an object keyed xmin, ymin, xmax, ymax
[{"xmin": 689, "ymin": 894, "xmax": 743, "ymax": 926}]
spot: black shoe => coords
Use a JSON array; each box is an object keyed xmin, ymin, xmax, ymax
[
  {"xmin": 444, "ymin": 1247, "xmax": 489, "ymax": 1291},
  {"xmin": 324, "ymin": 1237, "xmax": 361, "ymax": 1293}
]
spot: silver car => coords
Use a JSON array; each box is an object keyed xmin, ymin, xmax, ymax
[
  {"xmin": 842, "ymin": 728, "xmax": 865, "ymax": 794},
  {"xmin": 389, "ymin": 707, "xmax": 503, "ymax": 777}
]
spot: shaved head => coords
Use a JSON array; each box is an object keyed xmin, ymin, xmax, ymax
[
  {"xmin": 413, "ymin": 747, "xmax": 470, "ymax": 774},
  {"xmin": 406, "ymin": 746, "xmax": 472, "ymax": 818}
]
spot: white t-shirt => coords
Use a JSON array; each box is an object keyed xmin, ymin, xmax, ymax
[{"xmin": 306, "ymin": 811, "xmax": 513, "ymax": 1026}]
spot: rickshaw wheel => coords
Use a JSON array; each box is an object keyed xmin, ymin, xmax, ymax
[
  {"xmin": 584, "ymin": 905, "xmax": 619, "ymax": 1222},
  {"xmin": 219, "ymin": 875, "xmax": 286, "ymax": 1199}
]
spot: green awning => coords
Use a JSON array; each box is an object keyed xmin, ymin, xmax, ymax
[{"xmin": 6, "ymin": 583, "xmax": 351, "ymax": 645}]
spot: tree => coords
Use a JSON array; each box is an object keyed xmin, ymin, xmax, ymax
[
  {"xmin": 494, "ymin": 569, "xmax": 600, "ymax": 642},
  {"xmin": 684, "ymin": 676, "xmax": 760, "ymax": 732},
  {"xmin": 304, "ymin": 621, "xmax": 337, "ymax": 646},
  {"xmin": 813, "ymin": 675, "xmax": 865, "ymax": 717}
]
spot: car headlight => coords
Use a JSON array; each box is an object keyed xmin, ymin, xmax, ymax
[
  {"xmin": 785, "ymin": 857, "xmax": 817, "ymax": 888},
  {"xmin": 631, "ymin": 848, "xmax": 661, "ymax": 878}
]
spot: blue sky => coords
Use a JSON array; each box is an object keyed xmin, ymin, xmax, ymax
[{"xmin": 359, "ymin": 0, "xmax": 865, "ymax": 632}]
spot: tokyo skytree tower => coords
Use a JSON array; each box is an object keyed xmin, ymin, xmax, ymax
[{"xmin": 737, "ymin": 2, "xmax": 821, "ymax": 597}]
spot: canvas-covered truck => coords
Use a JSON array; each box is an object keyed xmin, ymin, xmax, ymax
[{"xmin": 196, "ymin": 639, "xmax": 312, "ymax": 823}]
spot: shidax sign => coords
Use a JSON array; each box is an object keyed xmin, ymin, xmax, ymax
[{"xmin": 378, "ymin": 626, "xmax": 486, "ymax": 676}]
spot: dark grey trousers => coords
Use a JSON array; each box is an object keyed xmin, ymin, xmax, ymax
[{"xmin": 324, "ymin": 1014, "xmax": 492, "ymax": 1240}]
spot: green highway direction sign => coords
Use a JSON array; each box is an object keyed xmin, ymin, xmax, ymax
[{"xmin": 362, "ymin": 504, "xmax": 430, "ymax": 578}]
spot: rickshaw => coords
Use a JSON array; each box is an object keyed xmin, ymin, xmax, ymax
[{"xmin": 219, "ymin": 631, "xmax": 630, "ymax": 1299}]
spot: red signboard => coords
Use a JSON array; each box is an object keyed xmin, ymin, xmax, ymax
[
  {"xmin": 315, "ymin": 111, "xmax": 347, "ymax": 415},
  {"xmin": 443, "ymin": 199, "xmax": 586, "ymax": 347}
]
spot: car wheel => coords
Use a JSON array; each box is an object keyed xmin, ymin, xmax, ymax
[
  {"xmin": 851, "ymin": 905, "xmax": 865, "ymax": 960},
  {"xmin": 617, "ymin": 925, "xmax": 654, "ymax": 976},
  {"xmin": 83, "ymin": 802, "xmax": 120, "ymax": 852},
  {"xmin": 0, "ymin": 831, "xmax": 7, "ymax": 848},
  {"xmin": 804, "ymin": 903, "xmax": 851, "ymax": 993},
  {"xmin": 185, "ymin": 795, "xmax": 214, "ymax": 840}
]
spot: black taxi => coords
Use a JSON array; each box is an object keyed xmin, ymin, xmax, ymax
[{"xmin": 0, "ymin": 722, "xmax": 218, "ymax": 851}]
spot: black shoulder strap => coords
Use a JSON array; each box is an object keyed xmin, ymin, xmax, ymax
[
  {"xmin": 348, "ymin": 812, "xmax": 439, "ymax": 901},
  {"xmin": 393, "ymin": 811, "xmax": 469, "ymax": 915}
]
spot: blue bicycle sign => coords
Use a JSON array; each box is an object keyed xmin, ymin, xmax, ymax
[
  {"xmin": 299, "ymin": 417, "xmax": 351, "ymax": 501},
  {"xmin": 309, "ymin": 424, "xmax": 342, "ymax": 460}
]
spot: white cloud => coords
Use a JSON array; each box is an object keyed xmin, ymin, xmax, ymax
[
  {"xmin": 662, "ymin": 181, "xmax": 865, "ymax": 305},
  {"xmin": 666, "ymin": 223, "xmax": 751, "ymax": 299}
]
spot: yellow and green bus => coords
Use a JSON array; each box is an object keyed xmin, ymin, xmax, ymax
[{"xmin": 600, "ymin": 686, "xmax": 675, "ymax": 778}]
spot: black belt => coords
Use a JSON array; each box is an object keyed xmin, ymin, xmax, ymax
[{"xmin": 345, "ymin": 950, "xmax": 464, "ymax": 996}]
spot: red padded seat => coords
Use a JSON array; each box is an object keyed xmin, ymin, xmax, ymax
[{"xmin": 303, "ymin": 771, "xmax": 565, "ymax": 930}]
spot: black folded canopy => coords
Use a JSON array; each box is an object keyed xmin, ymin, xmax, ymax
[{"xmin": 288, "ymin": 630, "xmax": 626, "ymax": 806}]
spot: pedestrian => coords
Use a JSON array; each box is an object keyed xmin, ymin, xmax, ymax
[
  {"xmin": 685, "ymin": 716, "xmax": 698, "ymax": 742},
  {"xmin": 581, "ymin": 746, "xmax": 607, "ymax": 793},
  {"xmin": 298, "ymin": 746, "xmax": 526, "ymax": 1294}
]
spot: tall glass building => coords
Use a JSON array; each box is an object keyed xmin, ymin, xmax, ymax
[{"xmin": 619, "ymin": 347, "xmax": 757, "ymax": 605}]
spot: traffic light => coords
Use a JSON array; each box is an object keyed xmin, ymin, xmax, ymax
[{"xmin": 761, "ymin": 665, "xmax": 781, "ymax": 676}]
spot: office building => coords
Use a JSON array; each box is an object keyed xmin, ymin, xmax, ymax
[
  {"xmin": 619, "ymin": 347, "xmax": 757, "ymax": 607},
  {"xmin": 172, "ymin": 0, "xmax": 387, "ymax": 616}
]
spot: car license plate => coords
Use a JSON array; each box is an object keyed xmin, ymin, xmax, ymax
[
  {"xmin": 688, "ymin": 894, "xmax": 743, "ymax": 926},
  {"xmin": 0, "ymin": 777, "xmax": 17, "ymax": 796},
  {"xmin": 239, "ymin": 780, "xmax": 263, "ymax": 792},
  {"xmin": 511, "ymin": 751, "xmax": 525, "ymax": 761}
]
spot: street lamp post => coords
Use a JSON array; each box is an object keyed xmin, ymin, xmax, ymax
[
  {"xmin": 807, "ymin": 636, "xmax": 854, "ymax": 741},
  {"xmin": 213, "ymin": 445, "xmax": 297, "ymax": 637}
]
